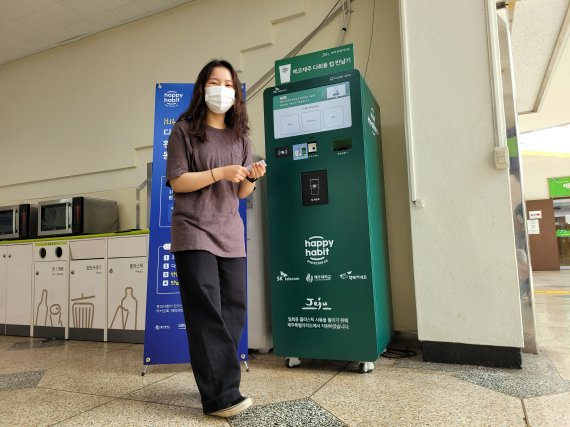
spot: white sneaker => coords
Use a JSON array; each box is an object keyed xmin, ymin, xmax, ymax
[{"xmin": 207, "ymin": 396, "xmax": 252, "ymax": 418}]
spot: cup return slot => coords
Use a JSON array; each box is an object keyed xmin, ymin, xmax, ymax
[{"xmin": 332, "ymin": 138, "xmax": 352, "ymax": 152}]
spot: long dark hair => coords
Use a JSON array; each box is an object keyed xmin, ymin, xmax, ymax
[{"xmin": 177, "ymin": 59, "xmax": 250, "ymax": 142}]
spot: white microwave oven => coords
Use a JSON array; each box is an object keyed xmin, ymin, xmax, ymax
[
  {"xmin": 38, "ymin": 197, "xmax": 118, "ymax": 237},
  {"xmin": 0, "ymin": 204, "xmax": 38, "ymax": 240}
]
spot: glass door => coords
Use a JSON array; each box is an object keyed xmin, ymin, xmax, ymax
[{"xmin": 553, "ymin": 198, "xmax": 570, "ymax": 269}]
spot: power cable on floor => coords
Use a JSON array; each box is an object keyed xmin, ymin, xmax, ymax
[{"xmin": 381, "ymin": 346, "xmax": 417, "ymax": 359}]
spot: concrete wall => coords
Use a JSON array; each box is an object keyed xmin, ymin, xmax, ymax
[
  {"xmin": 402, "ymin": 0, "xmax": 523, "ymax": 347},
  {"xmin": 0, "ymin": 0, "xmax": 416, "ymax": 331}
]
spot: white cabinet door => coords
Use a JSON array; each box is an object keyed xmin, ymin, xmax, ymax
[
  {"xmin": 5, "ymin": 244, "xmax": 33, "ymax": 336},
  {"xmin": 107, "ymin": 257, "xmax": 147, "ymax": 343},
  {"xmin": 107, "ymin": 236, "xmax": 147, "ymax": 258},
  {"xmin": 33, "ymin": 260, "xmax": 68, "ymax": 339},
  {"xmin": 69, "ymin": 259, "xmax": 105, "ymax": 340}
]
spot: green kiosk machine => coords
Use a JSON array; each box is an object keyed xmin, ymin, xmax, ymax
[{"xmin": 263, "ymin": 67, "xmax": 392, "ymax": 373}]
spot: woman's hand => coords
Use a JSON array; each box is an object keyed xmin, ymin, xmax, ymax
[
  {"xmin": 248, "ymin": 162, "xmax": 267, "ymax": 180},
  {"xmin": 220, "ymin": 165, "xmax": 249, "ymax": 183}
]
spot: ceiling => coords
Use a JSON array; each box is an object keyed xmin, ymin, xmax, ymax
[
  {"xmin": 0, "ymin": 0, "xmax": 192, "ymax": 66},
  {"xmin": 0, "ymin": 0, "xmax": 568, "ymax": 127},
  {"xmin": 508, "ymin": 0, "xmax": 570, "ymax": 114}
]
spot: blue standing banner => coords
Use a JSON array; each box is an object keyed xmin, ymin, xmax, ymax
[{"xmin": 143, "ymin": 83, "xmax": 248, "ymax": 365}]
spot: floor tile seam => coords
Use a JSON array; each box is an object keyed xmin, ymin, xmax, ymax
[
  {"xmin": 104, "ymin": 348, "xmax": 145, "ymax": 355},
  {"xmin": 5, "ymin": 344, "xmax": 109, "ymax": 356},
  {"xmin": 223, "ymin": 398, "xmax": 348, "ymax": 427},
  {"xmin": 0, "ymin": 368, "xmax": 47, "ymax": 376},
  {"xmin": 112, "ymin": 393, "xmax": 203, "ymax": 411},
  {"xmin": 247, "ymin": 356, "xmax": 350, "ymax": 365},
  {"xmin": 380, "ymin": 363, "xmax": 470, "ymax": 378},
  {"xmin": 0, "ymin": 360, "xmax": 67, "ymax": 374},
  {"xmin": 307, "ymin": 396, "xmax": 349, "ymax": 426},
  {"xmin": 552, "ymin": 366, "xmax": 570, "ymax": 384},
  {"xmin": 521, "ymin": 389, "xmax": 570, "ymax": 401},
  {"xmin": 521, "ymin": 398, "xmax": 531, "ymax": 427},
  {"xmin": 245, "ymin": 355, "xmax": 282, "ymax": 363},
  {"xmin": 37, "ymin": 379, "xmax": 204, "ymax": 402},
  {"xmin": 307, "ymin": 361, "xmax": 353, "ymax": 398},
  {"xmin": 142, "ymin": 364, "xmax": 192, "ymax": 376},
  {"xmin": 46, "ymin": 396, "xmax": 119, "ymax": 426},
  {"xmin": 112, "ymin": 371, "xmax": 188, "ymax": 398},
  {"xmin": 5, "ymin": 344, "xmax": 65, "ymax": 353},
  {"xmin": 35, "ymin": 384, "xmax": 121, "ymax": 399},
  {"xmin": 245, "ymin": 359, "xmax": 350, "ymax": 371},
  {"xmin": 536, "ymin": 354, "xmax": 570, "ymax": 384},
  {"xmin": 122, "ymin": 344, "xmax": 144, "ymax": 350},
  {"xmin": 0, "ymin": 337, "xmax": 31, "ymax": 341},
  {"xmin": 58, "ymin": 343, "xmax": 142, "ymax": 353},
  {"xmin": 33, "ymin": 355, "xmax": 106, "ymax": 370},
  {"xmin": 447, "ymin": 371, "xmax": 553, "ymax": 401},
  {"xmin": 65, "ymin": 345, "xmax": 136, "ymax": 352},
  {"xmin": 42, "ymin": 356, "xmax": 184, "ymax": 380},
  {"xmin": 242, "ymin": 359, "xmax": 284, "ymax": 367}
]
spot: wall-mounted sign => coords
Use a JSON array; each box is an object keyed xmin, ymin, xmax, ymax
[
  {"xmin": 548, "ymin": 176, "xmax": 570, "ymax": 198},
  {"xmin": 527, "ymin": 219, "xmax": 540, "ymax": 235},
  {"xmin": 529, "ymin": 211, "xmax": 542, "ymax": 219},
  {"xmin": 275, "ymin": 44, "xmax": 354, "ymax": 85}
]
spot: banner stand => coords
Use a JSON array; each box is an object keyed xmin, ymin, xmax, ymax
[{"xmin": 142, "ymin": 83, "xmax": 248, "ymax": 373}]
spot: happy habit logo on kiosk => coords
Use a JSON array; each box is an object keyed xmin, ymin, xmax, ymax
[
  {"xmin": 164, "ymin": 91, "xmax": 183, "ymax": 107},
  {"xmin": 305, "ymin": 236, "xmax": 334, "ymax": 265}
]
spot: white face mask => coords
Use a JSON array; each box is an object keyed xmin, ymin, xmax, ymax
[{"xmin": 205, "ymin": 86, "xmax": 235, "ymax": 114}]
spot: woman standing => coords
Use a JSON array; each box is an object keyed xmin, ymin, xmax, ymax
[{"xmin": 166, "ymin": 59, "xmax": 265, "ymax": 417}]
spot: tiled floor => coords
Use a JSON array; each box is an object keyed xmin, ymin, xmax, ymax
[{"xmin": 1, "ymin": 270, "xmax": 569, "ymax": 426}]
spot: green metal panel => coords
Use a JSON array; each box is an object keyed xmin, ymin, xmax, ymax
[
  {"xmin": 263, "ymin": 69, "xmax": 392, "ymax": 362},
  {"xmin": 548, "ymin": 176, "xmax": 570, "ymax": 198},
  {"xmin": 360, "ymin": 78, "xmax": 393, "ymax": 354}
]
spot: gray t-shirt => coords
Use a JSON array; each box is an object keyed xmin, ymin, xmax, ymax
[{"xmin": 165, "ymin": 120, "xmax": 252, "ymax": 257}]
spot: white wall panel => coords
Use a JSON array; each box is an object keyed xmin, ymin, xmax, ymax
[{"xmin": 402, "ymin": 0, "xmax": 523, "ymax": 347}]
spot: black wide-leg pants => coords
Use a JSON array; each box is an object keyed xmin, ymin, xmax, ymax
[{"xmin": 174, "ymin": 250, "xmax": 246, "ymax": 413}]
